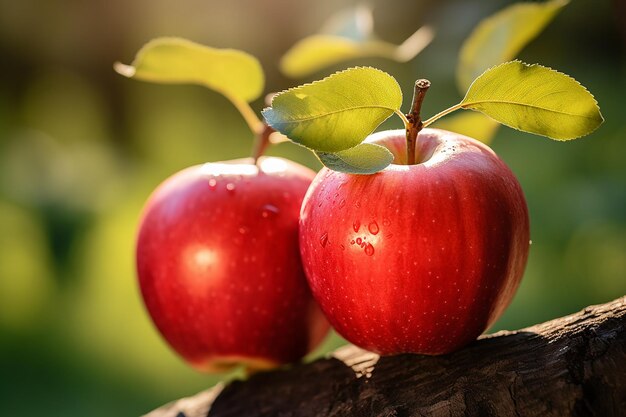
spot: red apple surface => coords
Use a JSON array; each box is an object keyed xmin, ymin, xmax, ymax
[
  {"xmin": 136, "ymin": 157, "xmax": 330, "ymax": 371},
  {"xmin": 299, "ymin": 128, "xmax": 529, "ymax": 355}
]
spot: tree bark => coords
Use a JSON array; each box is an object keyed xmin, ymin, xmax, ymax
[{"xmin": 146, "ymin": 296, "xmax": 626, "ymax": 417}]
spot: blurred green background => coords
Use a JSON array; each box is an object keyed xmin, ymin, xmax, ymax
[{"xmin": 0, "ymin": 0, "xmax": 624, "ymax": 415}]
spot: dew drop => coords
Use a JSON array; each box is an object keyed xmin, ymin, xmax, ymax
[
  {"xmin": 320, "ymin": 233, "xmax": 329, "ymax": 248},
  {"xmin": 364, "ymin": 243, "xmax": 375, "ymax": 256},
  {"xmin": 356, "ymin": 237, "xmax": 362, "ymax": 245},
  {"xmin": 261, "ymin": 204, "xmax": 280, "ymax": 218},
  {"xmin": 350, "ymin": 240, "xmax": 355, "ymax": 245},
  {"xmin": 318, "ymin": 201, "xmax": 323, "ymax": 208},
  {"xmin": 382, "ymin": 218, "xmax": 391, "ymax": 226},
  {"xmin": 208, "ymin": 178, "xmax": 217, "ymax": 189},
  {"xmin": 226, "ymin": 183, "xmax": 236, "ymax": 192},
  {"xmin": 340, "ymin": 244, "xmax": 345, "ymax": 250},
  {"xmin": 368, "ymin": 221, "xmax": 380, "ymax": 235},
  {"xmin": 353, "ymin": 220, "xmax": 360, "ymax": 233},
  {"xmin": 338, "ymin": 199, "xmax": 346, "ymax": 208},
  {"xmin": 238, "ymin": 226, "xmax": 249, "ymax": 235}
]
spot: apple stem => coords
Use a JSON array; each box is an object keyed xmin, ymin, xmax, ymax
[
  {"xmin": 405, "ymin": 79, "xmax": 430, "ymax": 165},
  {"xmin": 251, "ymin": 124, "xmax": 274, "ymax": 165}
]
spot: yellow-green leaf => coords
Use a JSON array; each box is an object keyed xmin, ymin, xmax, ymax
[
  {"xmin": 461, "ymin": 61, "xmax": 603, "ymax": 140},
  {"xmin": 280, "ymin": 29, "xmax": 433, "ymax": 78},
  {"xmin": 114, "ymin": 37, "xmax": 264, "ymax": 103},
  {"xmin": 281, "ymin": 36, "xmax": 393, "ymax": 79},
  {"xmin": 432, "ymin": 112, "xmax": 500, "ymax": 144},
  {"xmin": 457, "ymin": 0, "xmax": 568, "ymax": 92},
  {"xmin": 262, "ymin": 67, "xmax": 402, "ymax": 152},
  {"xmin": 280, "ymin": 5, "xmax": 433, "ymax": 78},
  {"xmin": 317, "ymin": 143, "xmax": 393, "ymax": 174}
]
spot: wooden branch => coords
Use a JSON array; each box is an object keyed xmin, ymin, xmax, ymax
[{"xmin": 146, "ymin": 296, "xmax": 626, "ymax": 417}]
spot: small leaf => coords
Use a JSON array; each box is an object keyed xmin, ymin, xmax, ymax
[
  {"xmin": 317, "ymin": 143, "xmax": 393, "ymax": 174},
  {"xmin": 457, "ymin": 0, "xmax": 568, "ymax": 92},
  {"xmin": 114, "ymin": 37, "xmax": 264, "ymax": 102},
  {"xmin": 461, "ymin": 61, "xmax": 603, "ymax": 140},
  {"xmin": 281, "ymin": 30, "xmax": 433, "ymax": 79},
  {"xmin": 262, "ymin": 67, "xmax": 402, "ymax": 152},
  {"xmin": 432, "ymin": 112, "xmax": 500, "ymax": 144},
  {"xmin": 280, "ymin": 6, "xmax": 433, "ymax": 78},
  {"xmin": 281, "ymin": 37, "xmax": 393, "ymax": 79}
]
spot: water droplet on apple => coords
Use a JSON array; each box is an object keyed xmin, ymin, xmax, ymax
[
  {"xmin": 356, "ymin": 237, "xmax": 362, "ymax": 245},
  {"xmin": 318, "ymin": 201, "xmax": 323, "ymax": 207},
  {"xmin": 320, "ymin": 233, "xmax": 329, "ymax": 248},
  {"xmin": 238, "ymin": 226, "xmax": 249, "ymax": 235},
  {"xmin": 338, "ymin": 199, "xmax": 346, "ymax": 208},
  {"xmin": 226, "ymin": 183, "xmax": 236, "ymax": 192},
  {"xmin": 350, "ymin": 240, "xmax": 355, "ymax": 245},
  {"xmin": 353, "ymin": 220, "xmax": 360, "ymax": 232},
  {"xmin": 364, "ymin": 243, "xmax": 375, "ymax": 256},
  {"xmin": 368, "ymin": 221, "xmax": 379, "ymax": 235},
  {"xmin": 261, "ymin": 204, "xmax": 280, "ymax": 218},
  {"xmin": 340, "ymin": 244, "xmax": 345, "ymax": 250},
  {"xmin": 208, "ymin": 178, "xmax": 217, "ymax": 189},
  {"xmin": 382, "ymin": 218, "xmax": 391, "ymax": 227}
]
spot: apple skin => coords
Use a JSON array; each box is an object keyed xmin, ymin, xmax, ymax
[
  {"xmin": 136, "ymin": 157, "xmax": 330, "ymax": 372},
  {"xmin": 299, "ymin": 128, "xmax": 529, "ymax": 355}
]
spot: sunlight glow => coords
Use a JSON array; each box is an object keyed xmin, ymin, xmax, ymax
[{"xmin": 260, "ymin": 157, "xmax": 289, "ymax": 173}]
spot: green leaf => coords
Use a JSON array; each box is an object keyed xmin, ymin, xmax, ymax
[
  {"xmin": 280, "ymin": 6, "xmax": 433, "ymax": 78},
  {"xmin": 457, "ymin": 0, "xmax": 568, "ymax": 92},
  {"xmin": 460, "ymin": 61, "xmax": 603, "ymax": 140},
  {"xmin": 262, "ymin": 67, "xmax": 402, "ymax": 152},
  {"xmin": 317, "ymin": 143, "xmax": 393, "ymax": 174},
  {"xmin": 114, "ymin": 37, "xmax": 264, "ymax": 102},
  {"xmin": 280, "ymin": 30, "xmax": 433, "ymax": 78},
  {"xmin": 281, "ymin": 37, "xmax": 393, "ymax": 79},
  {"xmin": 432, "ymin": 112, "xmax": 500, "ymax": 145}
]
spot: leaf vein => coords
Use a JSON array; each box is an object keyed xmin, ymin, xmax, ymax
[
  {"xmin": 462, "ymin": 99, "xmax": 597, "ymax": 119},
  {"xmin": 271, "ymin": 105, "xmax": 395, "ymax": 124}
]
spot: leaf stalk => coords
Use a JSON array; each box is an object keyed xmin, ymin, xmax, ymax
[{"xmin": 422, "ymin": 103, "xmax": 464, "ymax": 127}]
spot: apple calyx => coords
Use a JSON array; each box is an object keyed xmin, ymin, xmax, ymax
[{"xmin": 405, "ymin": 79, "xmax": 431, "ymax": 165}]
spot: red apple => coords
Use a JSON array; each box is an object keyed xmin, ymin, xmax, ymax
[
  {"xmin": 136, "ymin": 157, "xmax": 330, "ymax": 372},
  {"xmin": 299, "ymin": 128, "xmax": 529, "ymax": 355}
]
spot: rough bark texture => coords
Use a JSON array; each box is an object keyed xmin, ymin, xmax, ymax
[{"xmin": 146, "ymin": 297, "xmax": 626, "ymax": 417}]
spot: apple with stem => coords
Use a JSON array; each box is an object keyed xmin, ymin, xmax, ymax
[
  {"xmin": 117, "ymin": 38, "xmax": 330, "ymax": 372},
  {"xmin": 299, "ymin": 126, "xmax": 529, "ymax": 354},
  {"xmin": 136, "ymin": 154, "xmax": 329, "ymax": 370},
  {"xmin": 264, "ymin": 64, "xmax": 603, "ymax": 355}
]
